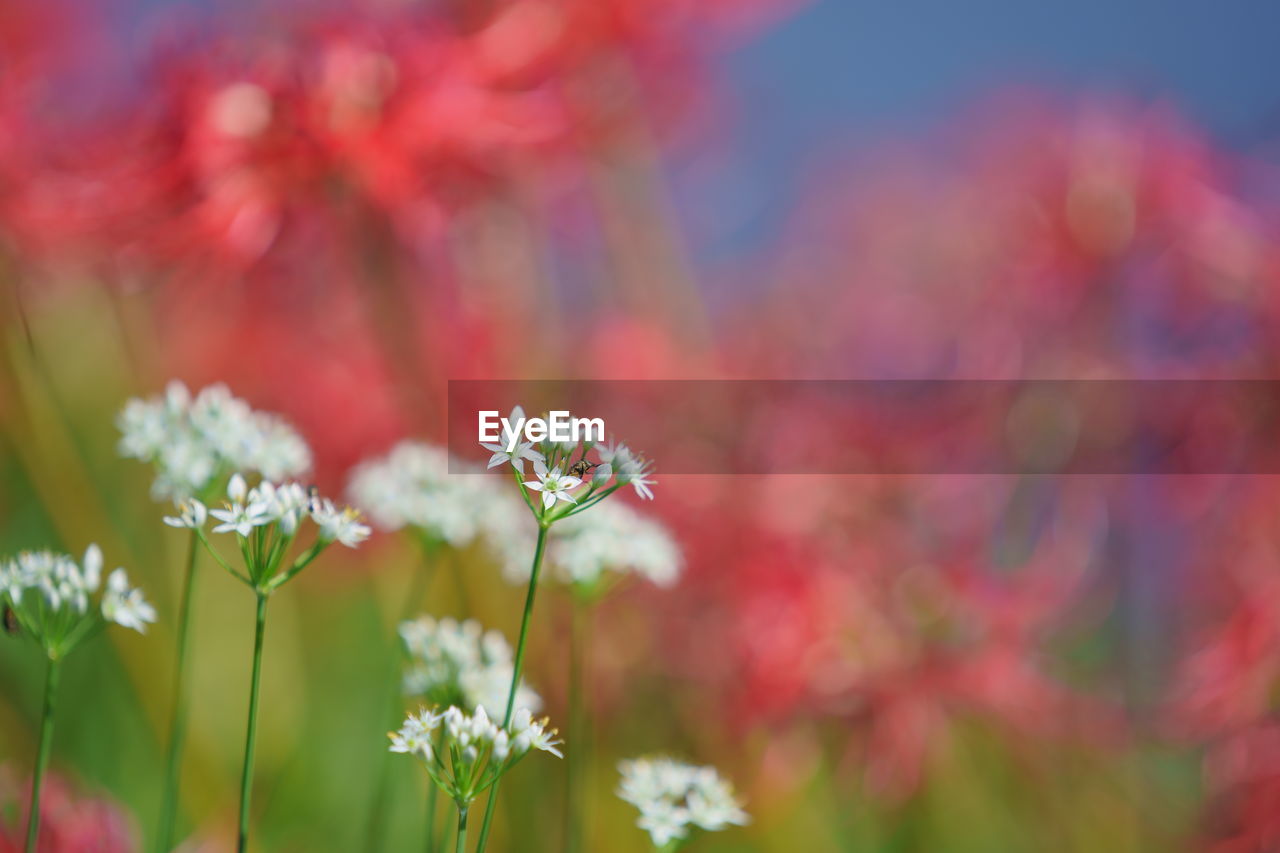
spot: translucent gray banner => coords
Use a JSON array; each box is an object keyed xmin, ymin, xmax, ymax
[{"xmin": 447, "ymin": 380, "xmax": 1280, "ymax": 474}]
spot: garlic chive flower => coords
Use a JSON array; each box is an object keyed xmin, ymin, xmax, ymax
[
  {"xmin": 185, "ymin": 476, "xmax": 369, "ymax": 592},
  {"xmin": 162, "ymin": 499, "xmax": 208, "ymax": 530},
  {"xmin": 6, "ymin": 547, "xmax": 154, "ymax": 853},
  {"xmin": 400, "ymin": 616, "xmax": 542, "ymax": 716},
  {"xmin": 390, "ymin": 705, "xmax": 561, "ymax": 806},
  {"xmin": 117, "ymin": 381, "xmax": 311, "ymax": 501},
  {"xmin": 524, "ymin": 461, "xmax": 583, "ymax": 510},
  {"xmin": 480, "ymin": 406, "xmax": 546, "ymax": 475},
  {"xmin": 312, "ymin": 498, "xmax": 374, "ymax": 547},
  {"xmin": 348, "ymin": 442, "xmax": 505, "ymax": 548},
  {"xmin": 479, "ymin": 407, "xmax": 657, "ymax": 527},
  {"xmin": 502, "ymin": 501, "xmax": 682, "ymax": 592},
  {"xmin": 617, "ymin": 758, "xmax": 749, "ymax": 849},
  {"xmin": 598, "ymin": 441, "xmax": 656, "ymax": 501},
  {"xmin": 103, "ymin": 568, "xmax": 159, "ymax": 633},
  {"xmin": 1, "ymin": 545, "xmax": 155, "ymax": 657}
]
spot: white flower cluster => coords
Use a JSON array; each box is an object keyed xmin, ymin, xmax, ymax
[
  {"xmin": 399, "ymin": 616, "xmax": 541, "ymax": 716},
  {"xmin": 617, "ymin": 758, "xmax": 749, "ymax": 848},
  {"xmin": 168, "ymin": 474, "xmax": 371, "ymax": 549},
  {"xmin": 118, "ymin": 381, "xmax": 311, "ymax": 501},
  {"xmin": 482, "ymin": 406, "xmax": 656, "ymax": 519},
  {"xmin": 169, "ymin": 474, "xmax": 369, "ymax": 591},
  {"xmin": 389, "ymin": 705, "xmax": 561, "ymax": 804},
  {"xmin": 1, "ymin": 545, "xmax": 156, "ymax": 655},
  {"xmin": 525, "ymin": 501, "xmax": 682, "ymax": 590},
  {"xmin": 348, "ymin": 442, "xmax": 503, "ymax": 547}
]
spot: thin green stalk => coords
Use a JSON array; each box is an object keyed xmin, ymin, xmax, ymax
[
  {"xmin": 156, "ymin": 530, "xmax": 201, "ymax": 852},
  {"xmin": 365, "ymin": 543, "xmax": 440, "ymax": 852},
  {"xmin": 425, "ymin": 728, "xmax": 445, "ymax": 853},
  {"xmin": 236, "ymin": 594, "xmax": 269, "ymax": 853},
  {"xmin": 565, "ymin": 597, "xmax": 590, "ymax": 853},
  {"xmin": 426, "ymin": 779, "xmax": 439, "ymax": 853},
  {"xmin": 454, "ymin": 806, "xmax": 469, "ymax": 853},
  {"xmin": 24, "ymin": 656, "xmax": 60, "ymax": 853},
  {"xmin": 474, "ymin": 525, "xmax": 549, "ymax": 853}
]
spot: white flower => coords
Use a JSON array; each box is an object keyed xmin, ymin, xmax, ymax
[
  {"xmin": 82, "ymin": 544, "xmax": 103, "ymax": 593},
  {"xmin": 600, "ymin": 442, "xmax": 657, "ymax": 501},
  {"xmin": 400, "ymin": 616, "xmax": 541, "ymax": 715},
  {"xmin": 524, "ymin": 460, "xmax": 583, "ymax": 510},
  {"xmin": 537, "ymin": 501, "xmax": 682, "ymax": 589},
  {"xmin": 628, "ymin": 471, "xmax": 656, "ymax": 501},
  {"xmin": 686, "ymin": 768, "xmax": 751, "ymax": 831},
  {"xmin": 617, "ymin": 758, "xmax": 748, "ymax": 847},
  {"xmin": 390, "ymin": 702, "xmax": 561, "ymax": 805},
  {"xmin": 249, "ymin": 480, "xmax": 310, "ymax": 530},
  {"xmin": 1, "ymin": 546, "xmax": 155, "ymax": 652},
  {"xmin": 117, "ymin": 381, "xmax": 312, "ymax": 501},
  {"xmin": 509, "ymin": 707, "xmax": 563, "ymax": 758},
  {"xmin": 389, "ymin": 709, "xmax": 441, "ymax": 761},
  {"xmin": 480, "ymin": 406, "xmax": 545, "ymax": 475},
  {"xmin": 210, "ymin": 502, "xmax": 268, "ymax": 537},
  {"xmin": 311, "ymin": 499, "xmax": 372, "ymax": 547},
  {"xmin": 210, "ymin": 478, "xmax": 357, "ymax": 543},
  {"xmin": 198, "ymin": 478, "xmax": 367, "ymax": 590},
  {"xmin": 228, "ymin": 472, "xmax": 248, "ymax": 503},
  {"xmin": 163, "ymin": 499, "xmax": 209, "ymax": 529},
  {"xmin": 102, "ymin": 568, "xmax": 157, "ymax": 633},
  {"xmin": 638, "ymin": 802, "xmax": 690, "ymax": 848},
  {"xmin": 348, "ymin": 443, "xmax": 499, "ymax": 547}
]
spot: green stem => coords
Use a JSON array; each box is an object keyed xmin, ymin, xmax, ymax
[
  {"xmin": 565, "ymin": 598, "xmax": 590, "ymax": 853},
  {"xmin": 474, "ymin": 525, "xmax": 549, "ymax": 853},
  {"xmin": 455, "ymin": 806, "xmax": 469, "ymax": 853},
  {"xmin": 24, "ymin": 656, "xmax": 60, "ymax": 853},
  {"xmin": 236, "ymin": 594, "xmax": 269, "ymax": 853},
  {"xmin": 156, "ymin": 530, "xmax": 201, "ymax": 853},
  {"xmin": 426, "ymin": 779, "xmax": 439, "ymax": 853},
  {"xmin": 365, "ymin": 544, "xmax": 440, "ymax": 853}
]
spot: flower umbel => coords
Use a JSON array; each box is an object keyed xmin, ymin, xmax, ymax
[
  {"xmin": 389, "ymin": 705, "xmax": 561, "ymax": 806},
  {"xmin": 348, "ymin": 442, "xmax": 504, "ymax": 548},
  {"xmin": 117, "ymin": 381, "xmax": 311, "ymax": 501},
  {"xmin": 400, "ymin": 616, "xmax": 542, "ymax": 717},
  {"xmin": 0, "ymin": 545, "xmax": 156, "ymax": 657},
  {"xmin": 617, "ymin": 758, "xmax": 749, "ymax": 849},
  {"xmin": 479, "ymin": 410, "xmax": 657, "ymax": 528},
  {"xmin": 187, "ymin": 476, "xmax": 369, "ymax": 592},
  {"xmin": 524, "ymin": 501, "xmax": 682, "ymax": 593}
]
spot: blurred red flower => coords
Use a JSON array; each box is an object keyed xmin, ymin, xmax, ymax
[{"xmin": 0, "ymin": 772, "xmax": 137, "ymax": 853}]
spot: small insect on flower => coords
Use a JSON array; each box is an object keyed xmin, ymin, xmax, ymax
[
  {"xmin": 3, "ymin": 603, "xmax": 19, "ymax": 636},
  {"xmin": 568, "ymin": 459, "xmax": 597, "ymax": 480}
]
